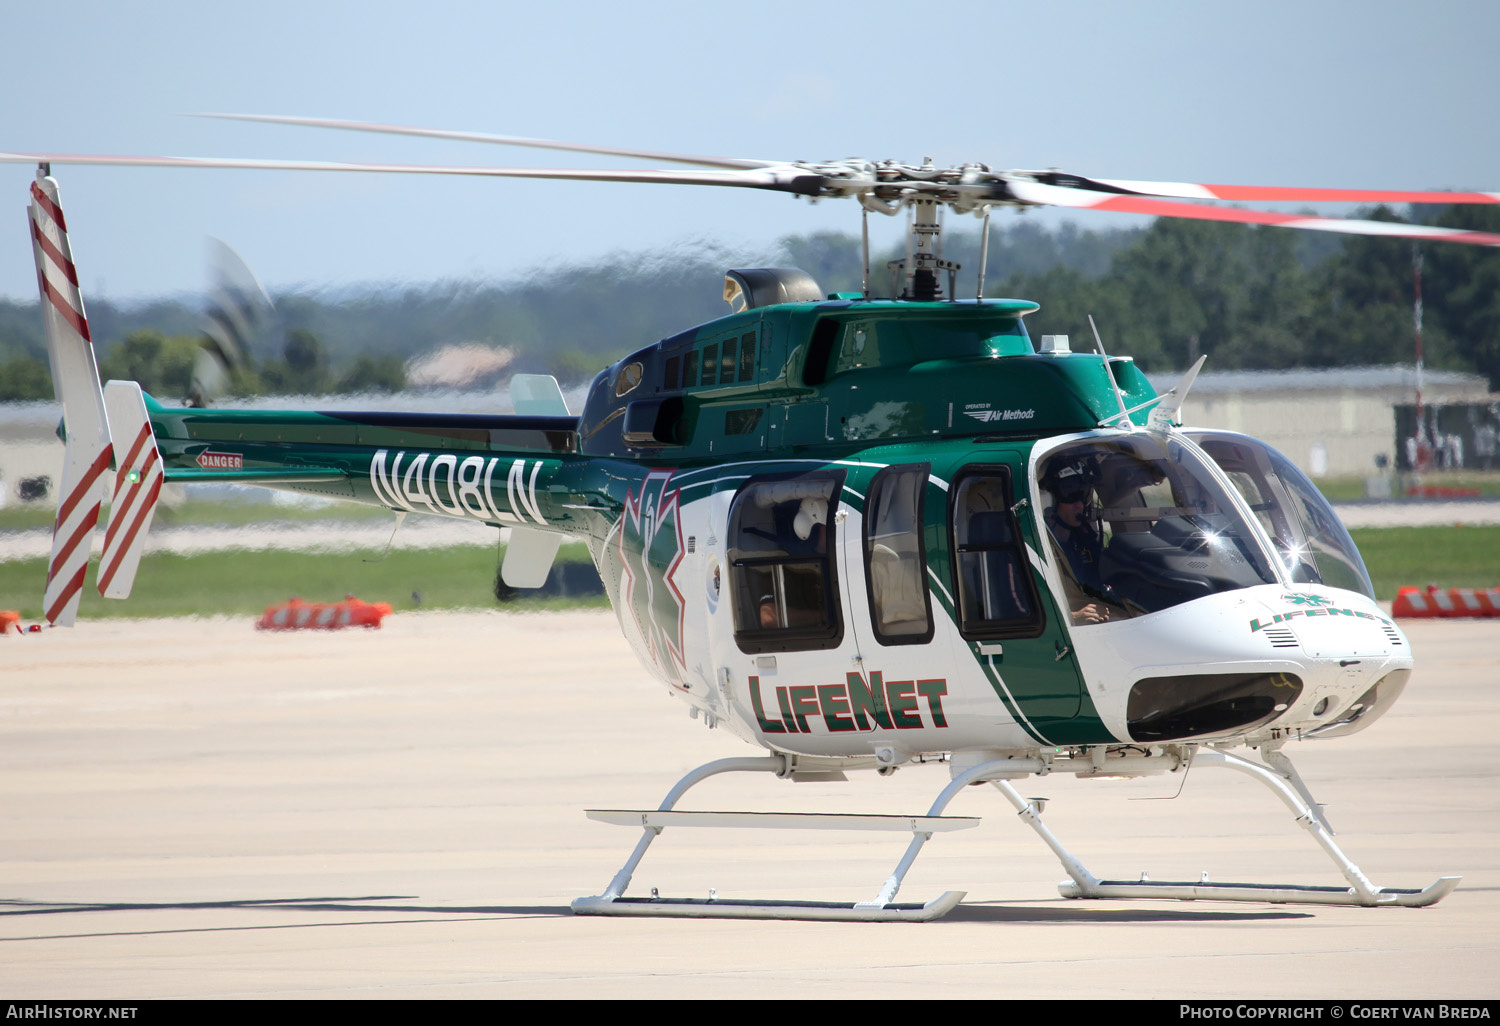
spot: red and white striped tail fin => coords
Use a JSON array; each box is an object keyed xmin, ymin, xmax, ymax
[
  {"xmin": 31, "ymin": 170, "xmax": 111, "ymax": 627},
  {"xmin": 98, "ymin": 380, "xmax": 163, "ymax": 599}
]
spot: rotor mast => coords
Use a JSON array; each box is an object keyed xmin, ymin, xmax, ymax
[{"xmin": 840, "ymin": 158, "xmax": 998, "ymax": 301}]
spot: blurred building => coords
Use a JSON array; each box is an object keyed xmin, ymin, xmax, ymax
[{"xmin": 1146, "ymin": 365, "xmax": 1493, "ymax": 480}]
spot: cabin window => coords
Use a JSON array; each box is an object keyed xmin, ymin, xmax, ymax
[
  {"xmin": 720, "ymin": 336, "xmax": 738, "ymax": 383},
  {"xmin": 702, "ymin": 343, "xmax": 719, "ymax": 386},
  {"xmin": 738, "ymin": 331, "xmax": 756, "ymax": 381},
  {"xmin": 817, "ymin": 316, "xmax": 1033, "ymax": 382},
  {"xmin": 683, "ymin": 351, "xmax": 699, "ymax": 389},
  {"xmin": 836, "ymin": 324, "xmax": 877, "ymax": 373},
  {"xmin": 614, "ymin": 361, "xmax": 643, "ymax": 398},
  {"xmin": 864, "ymin": 465, "xmax": 933, "ymax": 645},
  {"xmin": 663, "ymin": 356, "xmax": 680, "ymax": 391},
  {"xmin": 951, "ymin": 467, "xmax": 1044, "ymax": 639},
  {"xmin": 729, "ymin": 472, "xmax": 844, "ymax": 653}
]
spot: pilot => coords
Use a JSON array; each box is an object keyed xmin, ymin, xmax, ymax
[{"xmin": 1043, "ymin": 461, "xmax": 1109, "ymax": 624}]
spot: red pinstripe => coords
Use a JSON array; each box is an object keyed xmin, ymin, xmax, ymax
[
  {"xmin": 38, "ymin": 275, "xmax": 91, "ymax": 341},
  {"xmin": 53, "ymin": 447, "xmax": 112, "ymax": 528},
  {"xmin": 30, "ymin": 216, "xmax": 79, "ymax": 286},
  {"xmin": 114, "ymin": 422, "xmax": 153, "ymax": 474},
  {"xmin": 48, "ymin": 503, "xmax": 101, "ymax": 577},
  {"xmin": 98, "ymin": 473, "xmax": 162, "ymax": 595},
  {"xmin": 29, "ymin": 180, "xmax": 67, "ymax": 229},
  {"xmin": 45, "ymin": 564, "xmax": 89, "ymax": 624},
  {"xmin": 102, "ymin": 447, "xmax": 159, "ymax": 551}
]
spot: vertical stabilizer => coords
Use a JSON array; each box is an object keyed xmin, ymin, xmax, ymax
[
  {"xmin": 30, "ymin": 171, "xmax": 111, "ymax": 626},
  {"xmin": 510, "ymin": 373, "xmax": 569, "ymax": 416},
  {"xmin": 97, "ymin": 381, "xmax": 164, "ymax": 599}
]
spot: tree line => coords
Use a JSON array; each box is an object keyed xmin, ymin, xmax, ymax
[{"xmin": 0, "ymin": 206, "xmax": 1496, "ymax": 402}]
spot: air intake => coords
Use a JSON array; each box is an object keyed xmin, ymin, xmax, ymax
[{"xmin": 724, "ymin": 268, "xmax": 823, "ymax": 312}]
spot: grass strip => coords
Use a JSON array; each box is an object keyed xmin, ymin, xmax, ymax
[
  {"xmin": 0, "ymin": 543, "xmax": 606, "ymax": 620},
  {"xmin": 1347, "ymin": 525, "xmax": 1500, "ymax": 598}
]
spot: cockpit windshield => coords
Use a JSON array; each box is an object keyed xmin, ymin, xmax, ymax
[
  {"xmin": 1037, "ymin": 435, "xmax": 1278, "ymax": 624},
  {"xmin": 1189, "ymin": 431, "xmax": 1375, "ymax": 600}
]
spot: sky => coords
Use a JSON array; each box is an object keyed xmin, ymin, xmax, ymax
[{"xmin": 2, "ymin": 0, "xmax": 1497, "ymax": 304}]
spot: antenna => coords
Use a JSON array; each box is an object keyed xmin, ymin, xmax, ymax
[
  {"xmin": 975, "ymin": 208, "xmax": 991, "ymax": 301},
  {"xmin": 1089, "ymin": 315, "xmax": 1133, "ymax": 429}
]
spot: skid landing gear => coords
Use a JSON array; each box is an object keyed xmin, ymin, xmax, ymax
[
  {"xmin": 1043, "ymin": 749, "xmax": 1460, "ymax": 908},
  {"xmin": 571, "ymin": 747, "xmax": 1459, "ymax": 922},
  {"xmin": 571, "ymin": 755, "xmax": 976, "ymax": 921}
]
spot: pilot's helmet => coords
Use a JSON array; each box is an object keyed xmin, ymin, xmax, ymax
[{"xmin": 1045, "ymin": 461, "xmax": 1094, "ymax": 504}]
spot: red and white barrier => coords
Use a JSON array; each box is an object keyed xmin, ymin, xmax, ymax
[
  {"xmin": 1392, "ymin": 586, "xmax": 1500, "ymax": 618},
  {"xmin": 255, "ymin": 596, "xmax": 393, "ymax": 631}
]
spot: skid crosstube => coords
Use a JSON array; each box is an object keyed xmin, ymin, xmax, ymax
[{"xmin": 572, "ymin": 755, "xmax": 982, "ymax": 921}]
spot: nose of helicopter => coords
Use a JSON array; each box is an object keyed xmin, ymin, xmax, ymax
[{"xmin": 1067, "ymin": 585, "xmax": 1412, "ymax": 744}]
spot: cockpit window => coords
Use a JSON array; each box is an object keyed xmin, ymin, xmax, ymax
[
  {"xmin": 1037, "ymin": 435, "xmax": 1277, "ymax": 624},
  {"xmin": 1191, "ymin": 432, "xmax": 1375, "ymax": 600}
]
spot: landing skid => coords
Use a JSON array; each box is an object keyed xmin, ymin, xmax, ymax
[
  {"xmin": 571, "ymin": 892, "xmax": 966, "ymax": 922},
  {"xmin": 572, "ymin": 747, "xmax": 1459, "ymax": 922},
  {"xmin": 571, "ymin": 755, "xmax": 974, "ymax": 921},
  {"xmin": 1038, "ymin": 749, "xmax": 1461, "ymax": 908}
]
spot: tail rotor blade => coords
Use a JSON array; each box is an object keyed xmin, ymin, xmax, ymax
[{"xmin": 191, "ymin": 238, "xmax": 274, "ymax": 407}]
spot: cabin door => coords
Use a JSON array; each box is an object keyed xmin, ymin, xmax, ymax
[
  {"xmin": 947, "ymin": 458, "xmax": 1084, "ymax": 729},
  {"xmin": 838, "ymin": 463, "xmax": 940, "ymax": 663}
]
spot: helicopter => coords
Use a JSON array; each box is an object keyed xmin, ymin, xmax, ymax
[{"xmin": 9, "ymin": 118, "xmax": 1498, "ymax": 921}]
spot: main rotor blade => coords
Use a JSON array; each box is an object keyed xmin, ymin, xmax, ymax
[
  {"xmin": 1030, "ymin": 171, "xmax": 1500, "ymax": 206},
  {"xmin": 196, "ymin": 113, "xmax": 782, "ymax": 171},
  {"xmin": 1007, "ymin": 180, "xmax": 1500, "ymax": 247},
  {"xmin": 0, "ymin": 152, "xmax": 825, "ymax": 194}
]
